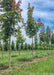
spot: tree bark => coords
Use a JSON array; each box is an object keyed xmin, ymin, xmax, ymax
[
  {"xmin": 9, "ymin": 36, "xmax": 11, "ymax": 69},
  {"xmin": 32, "ymin": 37, "xmax": 33, "ymax": 59}
]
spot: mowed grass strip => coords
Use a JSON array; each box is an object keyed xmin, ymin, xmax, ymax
[
  {"xmin": 3, "ymin": 55, "xmax": 54, "ymax": 75},
  {"xmin": 0, "ymin": 50, "xmax": 54, "ymax": 75},
  {"xmin": 18, "ymin": 55, "xmax": 54, "ymax": 75},
  {"xmin": 0, "ymin": 50, "xmax": 54, "ymax": 65}
]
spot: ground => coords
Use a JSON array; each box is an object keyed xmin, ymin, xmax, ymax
[{"xmin": 0, "ymin": 50, "xmax": 54, "ymax": 75}]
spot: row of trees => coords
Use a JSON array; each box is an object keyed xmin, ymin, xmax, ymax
[
  {"xmin": 39, "ymin": 26, "xmax": 54, "ymax": 45},
  {"xmin": 0, "ymin": 0, "xmax": 54, "ymax": 69},
  {"xmin": 0, "ymin": 40, "xmax": 54, "ymax": 52}
]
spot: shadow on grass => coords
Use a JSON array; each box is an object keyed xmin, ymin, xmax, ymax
[
  {"xmin": 11, "ymin": 55, "xmax": 18, "ymax": 57},
  {"xmin": 0, "ymin": 64, "xmax": 9, "ymax": 70}
]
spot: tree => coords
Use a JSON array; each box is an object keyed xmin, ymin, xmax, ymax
[
  {"xmin": 11, "ymin": 40, "xmax": 15, "ymax": 51},
  {"xmin": 16, "ymin": 40, "xmax": 19, "ymax": 51},
  {"xmin": 0, "ymin": 0, "xmax": 22, "ymax": 68},
  {"xmin": 39, "ymin": 31, "xmax": 46, "ymax": 43},
  {"xmin": 0, "ymin": 41, "xmax": 2, "ymax": 51},
  {"xmin": 4, "ymin": 40, "xmax": 9, "ymax": 51},
  {"xmin": 51, "ymin": 33, "xmax": 54, "ymax": 44},
  {"xmin": 0, "ymin": 30, "xmax": 4, "ymax": 58},
  {"xmin": 34, "ymin": 35, "xmax": 38, "ymax": 50},
  {"xmin": 27, "ymin": 44, "xmax": 31, "ymax": 50},
  {"xmin": 25, "ymin": 3, "xmax": 40, "ymax": 59},
  {"xmin": 24, "ymin": 43, "xmax": 28, "ymax": 50},
  {"xmin": 20, "ymin": 42, "xmax": 24, "ymax": 50},
  {"xmin": 46, "ymin": 26, "xmax": 51, "ymax": 44},
  {"xmin": 15, "ymin": 26, "xmax": 25, "ymax": 56}
]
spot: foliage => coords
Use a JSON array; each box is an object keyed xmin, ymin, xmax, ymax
[
  {"xmin": 20, "ymin": 43, "xmax": 24, "ymax": 50},
  {"xmin": 0, "ymin": 42, "xmax": 2, "ymax": 51},
  {"xmin": 11, "ymin": 40, "xmax": 15, "ymax": 51},
  {"xmin": 51, "ymin": 33, "xmax": 54, "ymax": 44},
  {"xmin": 25, "ymin": 3, "xmax": 38, "ymax": 38},
  {"xmin": 24, "ymin": 43, "xmax": 28, "ymax": 50},
  {"xmin": 16, "ymin": 40, "xmax": 19, "ymax": 51},
  {"xmin": 34, "ymin": 35, "xmax": 38, "ymax": 49},
  {"xmin": 3, "ymin": 40, "xmax": 9, "ymax": 51},
  {"xmin": 15, "ymin": 26, "xmax": 25, "ymax": 50},
  {"xmin": 46, "ymin": 26, "xmax": 51, "ymax": 44}
]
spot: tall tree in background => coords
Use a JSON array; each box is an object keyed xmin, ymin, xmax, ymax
[
  {"xmin": 34, "ymin": 35, "xmax": 38, "ymax": 50},
  {"xmin": 51, "ymin": 33, "xmax": 54, "ymax": 44},
  {"xmin": 21, "ymin": 42, "xmax": 24, "ymax": 50},
  {"xmin": 16, "ymin": 40, "xmax": 19, "ymax": 51},
  {"xmin": 0, "ymin": 28, "xmax": 4, "ymax": 58},
  {"xmin": 15, "ymin": 26, "xmax": 25, "ymax": 56},
  {"xmin": 11, "ymin": 40, "xmax": 15, "ymax": 51},
  {"xmin": 46, "ymin": 26, "xmax": 51, "ymax": 44},
  {"xmin": 4, "ymin": 39, "xmax": 9, "ymax": 51},
  {"xmin": 37, "ymin": 18, "xmax": 46, "ymax": 46},
  {"xmin": 25, "ymin": 3, "xmax": 39, "ymax": 59},
  {"xmin": 0, "ymin": 0, "xmax": 22, "ymax": 68},
  {"xmin": 39, "ymin": 31, "xmax": 45, "ymax": 43},
  {"xmin": 24, "ymin": 43, "xmax": 28, "ymax": 50}
]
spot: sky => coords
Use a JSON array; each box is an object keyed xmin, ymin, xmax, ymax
[{"xmin": 12, "ymin": 0, "xmax": 54, "ymax": 44}]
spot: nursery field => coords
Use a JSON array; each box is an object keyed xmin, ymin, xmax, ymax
[{"xmin": 0, "ymin": 50, "xmax": 54, "ymax": 75}]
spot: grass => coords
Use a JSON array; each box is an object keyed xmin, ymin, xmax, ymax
[
  {"xmin": 17, "ymin": 55, "xmax": 54, "ymax": 75},
  {"xmin": 3, "ymin": 55, "xmax": 54, "ymax": 75},
  {"xmin": 0, "ymin": 50, "xmax": 54, "ymax": 64},
  {"xmin": 0, "ymin": 50, "xmax": 54, "ymax": 75}
]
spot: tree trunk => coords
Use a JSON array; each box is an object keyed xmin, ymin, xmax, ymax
[
  {"xmin": 32, "ymin": 37, "xmax": 33, "ymax": 59},
  {"xmin": 2, "ymin": 48, "xmax": 3, "ymax": 59},
  {"xmin": 9, "ymin": 36, "xmax": 11, "ymax": 69}
]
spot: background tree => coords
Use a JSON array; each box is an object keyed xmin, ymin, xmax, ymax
[
  {"xmin": 27, "ymin": 44, "xmax": 31, "ymax": 50},
  {"xmin": 11, "ymin": 40, "xmax": 15, "ymax": 51},
  {"xmin": 24, "ymin": 43, "xmax": 28, "ymax": 50},
  {"xmin": 39, "ymin": 31, "xmax": 46, "ymax": 43},
  {"xmin": 46, "ymin": 26, "xmax": 51, "ymax": 44},
  {"xmin": 0, "ymin": 29, "xmax": 4, "ymax": 58},
  {"xmin": 51, "ymin": 33, "xmax": 54, "ymax": 44},
  {"xmin": 16, "ymin": 40, "xmax": 19, "ymax": 51},
  {"xmin": 15, "ymin": 26, "xmax": 25, "ymax": 56},
  {"xmin": 34, "ymin": 35, "xmax": 38, "ymax": 50},
  {"xmin": 25, "ymin": 3, "xmax": 40, "ymax": 59},
  {"xmin": 4, "ymin": 40, "xmax": 9, "ymax": 51},
  {"xmin": 20, "ymin": 42, "xmax": 24, "ymax": 50}
]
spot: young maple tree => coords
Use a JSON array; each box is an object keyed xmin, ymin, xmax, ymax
[
  {"xmin": 34, "ymin": 35, "xmax": 38, "ymax": 50},
  {"xmin": 25, "ymin": 3, "xmax": 40, "ymax": 59},
  {"xmin": 46, "ymin": 26, "xmax": 51, "ymax": 44},
  {"xmin": 0, "ymin": 0, "xmax": 25, "ymax": 68},
  {"xmin": 15, "ymin": 26, "xmax": 25, "ymax": 56},
  {"xmin": 51, "ymin": 33, "xmax": 54, "ymax": 44}
]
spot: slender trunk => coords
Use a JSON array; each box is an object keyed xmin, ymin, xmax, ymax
[
  {"xmin": 9, "ymin": 36, "xmax": 11, "ymax": 69},
  {"xmin": 2, "ymin": 48, "xmax": 3, "ymax": 59},
  {"xmin": 32, "ymin": 37, "xmax": 33, "ymax": 59}
]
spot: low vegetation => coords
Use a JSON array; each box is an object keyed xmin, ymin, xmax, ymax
[{"xmin": 0, "ymin": 50, "xmax": 54, "ymax": 75}]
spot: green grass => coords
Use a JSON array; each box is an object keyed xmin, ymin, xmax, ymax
[
  {"xmin": 0, "ymin": 50, "xmax": 54, "ymax": 65},
  {"xmin": 0, "ymin": 50, "xmax": 54, "ymax": 75},
  {"xmin": 17, "ymin": 55, "xmax": 54, "ymax": 75},
  {"xmin": 3, "ymin": 55, "xmax": 54, "ymax": 75}
]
